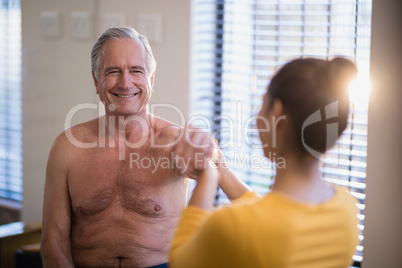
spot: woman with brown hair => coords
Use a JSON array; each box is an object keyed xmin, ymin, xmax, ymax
[{"xmin": 170, "ymin": 57, "xmax": 360, "ymax": 268}]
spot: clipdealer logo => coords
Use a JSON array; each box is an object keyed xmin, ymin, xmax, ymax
[
  {"xmin": 62, "ymin": 100, "xmax": 342, "ymax": 168},
  {"xmin": 302, "ymin": 101, "xmax": 340, "ymax": 167}
]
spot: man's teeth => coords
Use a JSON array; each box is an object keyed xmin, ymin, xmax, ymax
[{"xmin": 114, "ymin": 93, "xmax": 139, "ymax": 98}]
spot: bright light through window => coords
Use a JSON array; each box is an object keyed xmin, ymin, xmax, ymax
[{"xmin": 349, "ymin": 68, "xmax": 371, "ymax": 104}]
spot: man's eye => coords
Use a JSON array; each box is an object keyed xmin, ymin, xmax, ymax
[{"xmin": 107, "ymin": 71, "xmax": 119, "ymax": 75}]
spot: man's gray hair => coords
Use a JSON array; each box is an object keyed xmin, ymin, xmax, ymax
[{"xmin": 91, "ymin": 27, "xmax": 156, "ymax": 79}]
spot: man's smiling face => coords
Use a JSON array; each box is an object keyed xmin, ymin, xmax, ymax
[{"xmin": 93, "ymin": 38, "xmax": 154, "ymax": 117}]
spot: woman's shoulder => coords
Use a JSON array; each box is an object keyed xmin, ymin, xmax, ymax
[
  {"xmin": 332, "ymin": 185, "xmax": 359, "ymax": 205},
  {"xmin": 209, "ymin": 192, "xmax": 263, "ymax": 226}
]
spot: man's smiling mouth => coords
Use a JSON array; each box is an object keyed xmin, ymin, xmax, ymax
[{"xmin": 112, "ymin": 92, "xmax": 140, "ymax": 98}]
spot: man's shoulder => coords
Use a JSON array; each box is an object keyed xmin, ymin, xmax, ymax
[
  {"xmin": 153, "ymin": 115, "xmax": 182, "ymax": 129},
  {"xmin": 53, "ymin": 117, "xmax": 100, "ymax": 150},
  {"xmin": 152, "ymin": 115, "xmax": 183, "ymax": 139}
]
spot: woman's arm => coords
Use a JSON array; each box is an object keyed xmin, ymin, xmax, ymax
[
  {"xmin": 167, "ymin": 126, "xmax": 251, "ymax": 204},
  {"xmin": 170, "ymin": 153, "xmax": 252, "ymax": 268},
  {"xmin": 215, "ymin": 150, "xmax": 252, "ymax": 201},
  {"xmin": 188, "ymin": 164, "xmax": 219, "ymax": 209},
  {"xmin": 217, "ymin": 161, "xmax": 251, "ymax": 201}
]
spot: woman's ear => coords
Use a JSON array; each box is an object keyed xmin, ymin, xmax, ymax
[
  {"xmin": 271, "ymin": 99, "xmax": 285, "ymax": 120},
  {"xmin": 269, "ymin": 99, "xmax": 287, "ymax": 138}
]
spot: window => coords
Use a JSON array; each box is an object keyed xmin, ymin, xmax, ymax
[
  {"xmin": 0, "ymin": 0, "xmax": 22, "ymax": 204},
  {"xmin": 190, "ymin": 0, "xmax": 371, "ymax": 265}
]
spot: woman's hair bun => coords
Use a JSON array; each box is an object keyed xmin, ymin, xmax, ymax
[
  {"xmin": 326, "ymin": 57, "xmax": 358, "ymax": 97},
  {"xmin": 266, "ymin": 57, "xmax": 358, "ymax": 156}
]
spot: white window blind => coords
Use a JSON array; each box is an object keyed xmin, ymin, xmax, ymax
[
  {"xmin": 0, "ymin": 0, "xmax": 22, "ymax": 202},
  {"xmin": 190, "ymin": 0, "xmax": 371, "ymax": 265}
]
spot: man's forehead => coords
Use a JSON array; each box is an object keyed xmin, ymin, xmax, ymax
[
  {"xmin": 99, "ymin": 39, "xmax": 146, "ymax": 66},
  {"xmin": 103, "ymin": 38, "xmax": 143, "ymax": 48}
]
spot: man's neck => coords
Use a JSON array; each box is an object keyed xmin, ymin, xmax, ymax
[{"xmin": 100, "ymin": 108, "xmax": 154, "ymax": 146}]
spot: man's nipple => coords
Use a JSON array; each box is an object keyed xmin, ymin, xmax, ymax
[
  {"xmin": 153, "ymin": 204, "xmax": 161, "ymax": 212},
  {"xmin": 76, "ymin": 206, "xmax": 85, "ymax": 216}
]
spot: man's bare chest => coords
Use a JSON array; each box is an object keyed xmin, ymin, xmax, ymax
[{"xmin": 67, "ymin": 146, "xmax": 185, "ymax": 219}]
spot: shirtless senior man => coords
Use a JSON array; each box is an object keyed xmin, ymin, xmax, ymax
[{"xmin": 41, "ymin": 27, "xmax": 215, "ymax": 268}]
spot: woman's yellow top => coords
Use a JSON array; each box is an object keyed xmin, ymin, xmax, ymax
[{"xmin": 170, "ymin": 186, "xmax": 359, "ymax": 268}]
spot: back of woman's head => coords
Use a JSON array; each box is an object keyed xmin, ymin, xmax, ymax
[{"xmin": 266, "ymin": 57, "xmax": 357, "ymax": 156}]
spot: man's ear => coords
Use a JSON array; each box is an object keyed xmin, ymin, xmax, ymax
[
  {"xmin": 149, "ymin": 72, "xmax": 155, "ymax": 93},
  {"xmin": 92, "ymin": 71, "xmax": 99, "ymax": 94}
]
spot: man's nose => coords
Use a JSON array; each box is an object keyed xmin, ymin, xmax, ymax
[{"xmin": 120, "ymin": 72, "xmax": 134, "ymax": 90}]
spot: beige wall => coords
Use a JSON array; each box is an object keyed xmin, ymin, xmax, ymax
[
  {"xmin": 21, "ymin": 0, "xmax": 190, "ymax": 222},
  {"xmin": 363, "ymin": 0, "xmax": 402, "ymax": 266}
]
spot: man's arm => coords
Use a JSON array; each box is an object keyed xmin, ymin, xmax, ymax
[
  {"xmin": 41, "ymin": 133, "xmax": 74, "ymax": 267},
  {"xmin": 169, "ymin": 126, "xmax": 251, "ymax": 201}
]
